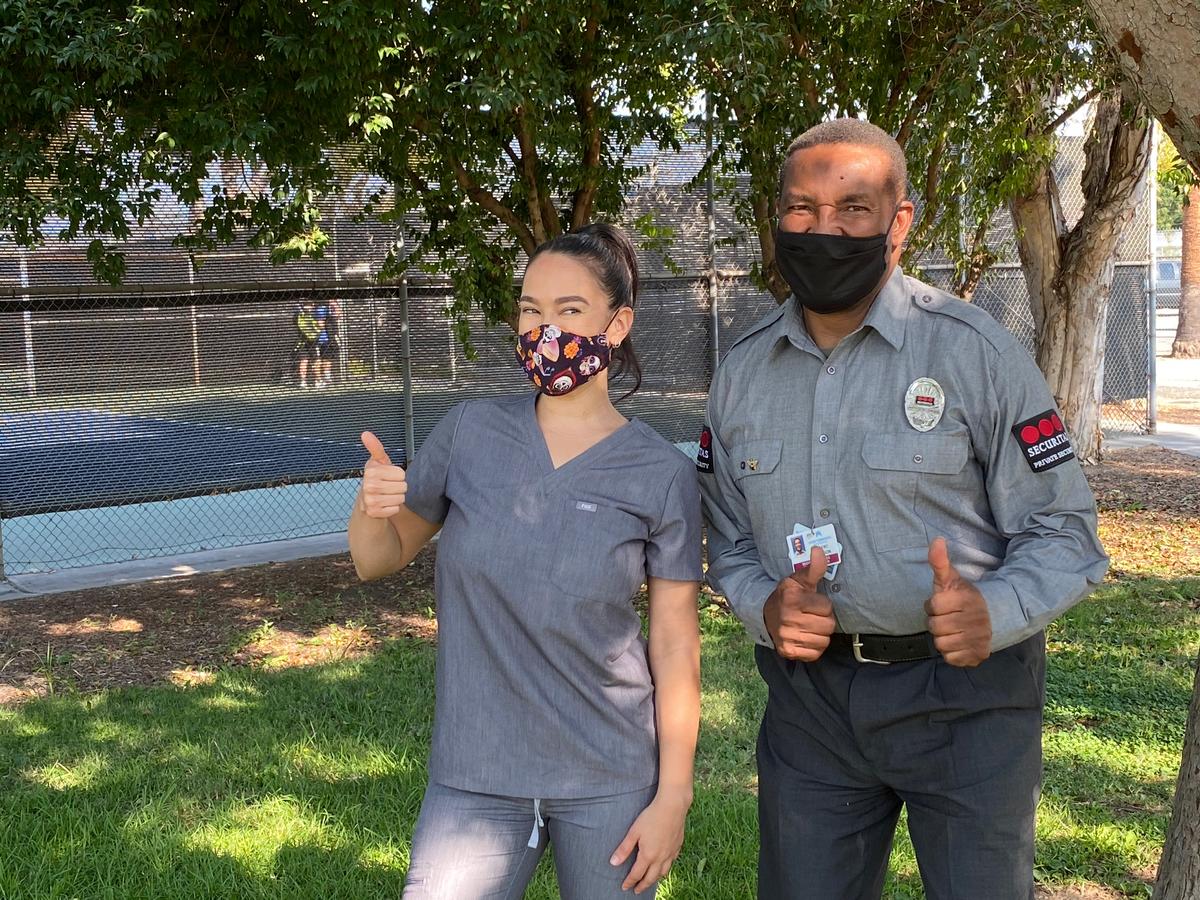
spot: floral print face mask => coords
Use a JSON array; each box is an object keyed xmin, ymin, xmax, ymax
[{"xmin": 515, "ymin": 317, "xmax": 615, "ymax": 396}]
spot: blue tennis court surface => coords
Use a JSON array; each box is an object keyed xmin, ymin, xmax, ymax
[
  {"xmin": 0, "ymin": 409, "xmax": 383, "ymax": 517},
  {"xmin": 0, "ymin": 408, "xmax": 390, "ymax": 575},
  {"xmin": 1, "ymin": 478, "xmax": 359, "ymax": 574},
  {"xmin": 0, "ymin": 405, "xmax": 694, "ymax": 577}
]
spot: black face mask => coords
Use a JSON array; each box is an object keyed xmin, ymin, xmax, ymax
[{"xmin": 774, "ymin": 222, "xmax": 894, "ymax": 315}]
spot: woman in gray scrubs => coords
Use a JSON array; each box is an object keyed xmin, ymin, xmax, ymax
[{"xmin": 348, "ymin": 223, "xmax": 703, "ymax": 899}]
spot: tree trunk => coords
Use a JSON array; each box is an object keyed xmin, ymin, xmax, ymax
[
  {"xmin": 1171, "ymin": 184, "xmax": 1200, "ymax": 357},
  {"xmin": 1085, "ymin": 9, "xmax": 1200, "ymax": 896},
  {"xmin": 1009, "ymin": 93, "xmax": 1151, "ymax": 464},
  {"xmin": 1084, "ymin": 0, "xmax": 1200, "ymax": 177},
  {"xmin": 1152, "ymin": 649, "xmax": 1200, "ymax": 900}
]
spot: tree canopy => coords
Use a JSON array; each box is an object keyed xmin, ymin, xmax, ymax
[{"xmin": 0, "ymin": 0, "xmax": 1129, "ymax": 316}]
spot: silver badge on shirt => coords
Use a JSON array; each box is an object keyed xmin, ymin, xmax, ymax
[{"xmin": 904, "ymin": 377, "xmax": 945, "ymax": 432}]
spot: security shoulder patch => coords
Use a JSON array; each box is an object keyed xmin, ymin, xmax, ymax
[
  {"xmin": 696, "ymin": 426, "xmax": 714, "ymax": 473},
  {"xmin": 1011, "ymin": 409, "xmax": 1075, "ymax": 472}
]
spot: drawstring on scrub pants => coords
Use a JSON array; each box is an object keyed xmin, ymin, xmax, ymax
[{"xmin": 527, "ymin": 798, "xmax": 545, "ymax": 849}]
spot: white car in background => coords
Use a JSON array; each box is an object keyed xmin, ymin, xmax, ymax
[{"xmin": 1156, "ymin": 259, "xmax": 1181, "ymax": 310}]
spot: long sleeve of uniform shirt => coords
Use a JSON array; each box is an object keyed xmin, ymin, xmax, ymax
[
  {"xmin": 698, "ymin": 268, "xmax": 1109, "ymax": 652},
  {"xmin": 698, "ymin": 385, "xmax": 780, "ymax": 647},
  {"xmin": 970, "ymin": 342, "xmax": 1110, "ymax": 647}
]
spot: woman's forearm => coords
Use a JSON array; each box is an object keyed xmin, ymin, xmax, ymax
[
  {"xmin": 648, "ymin": 579, "xmax": 702, "ymax": 805},
  {"xmin": 347, "ymin": 491, "xmax": 405, "ymax": 581},
  {"xmin": 652, "ymin": 644, "xmax": 700, "ymax": 804}
]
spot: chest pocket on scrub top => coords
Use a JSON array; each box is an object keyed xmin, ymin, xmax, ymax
[
  {"xmin": 860, "ymin": 432, "xmax": 969, "ymax": 552},
  {"xmin": 730, "ymin": 438, "xmax": 783, "ymax": 554},
  {"xmin": 551, "ymin": 499, "xmax": 648, "ymax": 602}
]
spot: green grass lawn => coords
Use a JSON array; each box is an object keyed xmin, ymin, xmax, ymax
[{"xmin": 1, "ymin": 577, "xmax": 1196, "ymax": 899}]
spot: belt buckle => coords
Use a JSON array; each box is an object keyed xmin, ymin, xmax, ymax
[{"xmin": 851, "ymin": 634, "xmax": 891, "ymax": 665}]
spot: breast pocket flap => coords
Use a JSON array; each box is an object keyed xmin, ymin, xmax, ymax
[
  {"xmin": 861, "ymin": 433, "xmax": 969, "ymax": 476},
  {"xmin": 730, "ymin": 439, "xmax": 783, "ymax": 482}
]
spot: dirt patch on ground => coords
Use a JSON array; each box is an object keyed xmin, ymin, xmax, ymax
[
  {"xmin": 1036, "ymin": 887, "xmax": 1125, "ymax": 900},
  {"xmin": 1086, "ymin": 446, "xmax": 1200, "ymax": 580},
  {"xmin": 1, "ymin": 550, "xmax": 438, "ymax": 706},
  {"xmin": 2, "ymin": 447, "xmax": 1198, "ymax": 708}
]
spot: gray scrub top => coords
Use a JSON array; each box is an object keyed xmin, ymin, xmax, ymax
[
  {"xmin": 699, "ymin": 267, "xmax": 1108, "ymax": 652},
  {"xmin": 403, "ymin": 392, "xmax": 703, "ymax": 799}
]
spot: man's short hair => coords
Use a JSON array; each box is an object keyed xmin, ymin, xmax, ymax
[{"xmin": 778, "ymin": 119, "xmax": 909, "ymax": 201}]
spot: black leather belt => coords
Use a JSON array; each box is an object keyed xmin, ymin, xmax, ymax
[{"xmin": 828, "ymin": 631, "xmax": 939, "ymax": 665}]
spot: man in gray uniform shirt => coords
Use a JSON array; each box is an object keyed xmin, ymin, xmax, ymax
[{"xmin": 698, "ymin": 118, "xmax": 1109, "ymax": 899}]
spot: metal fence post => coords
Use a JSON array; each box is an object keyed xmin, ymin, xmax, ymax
[
  {"xmin": 399, "ymin": 278, "xmax": 417, "ymax": 459},
  {"xmin": 19, "ymin": 251, "xmax": 36, "ymax": 397},
  {"xmin": 188, "ymin": 256, "xmax": 201, "ymax": 387},
  {"xmin": 1147, "ymin": 120, "xmax": 1158, "ymax": 434},
  {"xmin": 369, "ymin": 291, "xmax": 380, "ymax": 379},
  {"xmin": 706, "ymin": 91, "xmax": 720, "ymax": 375}
]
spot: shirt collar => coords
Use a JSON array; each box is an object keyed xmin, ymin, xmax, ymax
[
  {"xmin": 860, "ymin": 266, "xmax": 910, "ymax": 351},
  {"xmin": 776, "ymin": 265, "xmax": 910, "ymax": 356}
]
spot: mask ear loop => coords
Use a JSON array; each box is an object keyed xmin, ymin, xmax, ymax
[{"xmin": 604, "ymin": 305, "xmax": 627, "ymax": 349}]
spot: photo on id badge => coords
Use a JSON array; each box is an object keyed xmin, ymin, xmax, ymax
[{"xmin": 786, "ymin": 523, "xmax": 842, "ymax": 581}]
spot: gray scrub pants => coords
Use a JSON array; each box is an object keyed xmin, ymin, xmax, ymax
[
  {"xmin": 402, "ymin": 781, "xmax": 659, "ymax": 900},
  {"xmin": 755, "ymin": 633, "xmax": 1046, "ymax": 900}
]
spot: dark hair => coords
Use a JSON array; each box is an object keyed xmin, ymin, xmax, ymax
[
  {"xmin": 527, "ymin": 222, "xmax": 643, "ymax": 401},
  {"xmin": 778, "ymin": 118, "xmax": 910, "ymax": 202}
]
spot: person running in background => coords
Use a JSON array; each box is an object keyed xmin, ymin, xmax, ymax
[
  {"xmin": 314, "ymin": 298, "xmax": 340, "ymax": 389},
  {"xmin": 294, "ymin": 299, "xmax": 322, "ymax": 389}
]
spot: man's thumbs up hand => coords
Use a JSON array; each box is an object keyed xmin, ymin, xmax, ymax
[
  {"xmin": 765, "ymin": 547, "xmax": 838, "ymax": 662},
  {"xmin": 358, "ymin": 431, "xmax": 406, "ymax": 518},
  {"xmin": 924, "ymin": 537, "xmax": 992, "ymax": 668}
]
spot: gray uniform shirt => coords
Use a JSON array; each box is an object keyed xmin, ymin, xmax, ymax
[
  {"xmin": 699, "ymin": 266, "xmax": 1109, "ymax": 651},
  {"xmin": 404, "ymin": 392, "xmax": 703, "ymax": 799}
]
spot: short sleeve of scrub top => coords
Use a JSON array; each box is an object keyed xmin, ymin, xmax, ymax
[
  {"xmin": 402, "ymin": 403, "xmax": 467, "ymax": 525},
  {"xmin": 646, "ymin": 464, "xmax": 703, "ymax": 583}
]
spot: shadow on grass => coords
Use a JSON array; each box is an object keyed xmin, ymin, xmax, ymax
[
  {"xmin": 1, "ymin": 639, "xmax": 435, "ymax": 899},
  {"xmin": 0, "ymin": 632, "xmax": 761, "ymax": 899},
  {"xmin": 1, "ymin": 590, "xmax": 1191, "ymax": 900}
]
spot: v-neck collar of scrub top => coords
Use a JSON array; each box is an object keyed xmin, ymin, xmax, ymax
[
  {"xmin": 526, "ymin": 390, "xmax": 639, "ymax": 476},
  {"xmin": 777, "ymin": 265, "xmax": 911, "ymax": 359}
]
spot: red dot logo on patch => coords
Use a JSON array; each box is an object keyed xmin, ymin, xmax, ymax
[
  {"xmin": 1038, "ymin": 418, "xmax": 1054, "ymax": 437},
  {"xmin": 1021, "ymin": 425, "xmax": 1040, "ymax": 444},
  {"xmin": 1051, "ymin": 413, "xmax": 1063, "ymax": 432},
  {"xmin": 700, "ymin": 430, "xmax": 711, "ymax": 449}
]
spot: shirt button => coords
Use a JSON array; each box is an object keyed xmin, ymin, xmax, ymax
[
  {"xmin": 819, "ymin": 434, "xmax": 829, "ymax": 444},
  {"xmin": 819, "ymin": 508, "xmax": 830, "ymax": 518},
  {"xmin": 826, "ymin": 365, "xmax": 836, "ymax": 375},
  {"xmin": 913, "ymin": 454, "xmax": 923, "ymax": 464},
  {"xmin": 831, "ymin": 584, "xmax": 842, "ymax": 593}
]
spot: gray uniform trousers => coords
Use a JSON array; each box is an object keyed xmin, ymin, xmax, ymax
[{"xmin": 755, "ymin": 633, "xmax": 1045, "ymax": 900}]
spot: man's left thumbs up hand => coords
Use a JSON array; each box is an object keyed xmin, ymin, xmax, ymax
[{"xmin": 924, "ymin": 537, "xmax": 992, "ymax": 668}]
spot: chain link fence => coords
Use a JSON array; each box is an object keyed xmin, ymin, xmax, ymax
[{"xmin": 0, "ymin": 124, "xmax": 1154, "ymax": 577}]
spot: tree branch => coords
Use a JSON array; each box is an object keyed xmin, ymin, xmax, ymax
[
  {"xmin": 896, "ymin": 46, "xmax": 963, "ymax": 147},
  {"xmin": 513, "ymin": 104, "xmax": 549, "ymax": 244},
  {"xmin": 570, "ymin": 9, "xmax": 602, "ymax": 231},
  {"xmin": 923, "ymin": 130, "xmax": 947, "ymax": 214},
  {"xmin": 955, "ymin": 217, "xmax": 997, "ymax": 301},
  {"xmin": 785, "ymin": 19, "xmax": 820, "ymax": 110},
  {"xmin": 502, "ymin": 141, "xmax": 521, "ymax": 172},
  {"xmin": 1042, "ymin": 86, "xmax": 1103, "ymax": 137},
  {"xmin": 411, "ymin": 114, "xmax": 537, "ymax": 255},
  {"xmin": 1061, "ymin": 91, "xmax": 1151, "ymax": 280}
]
